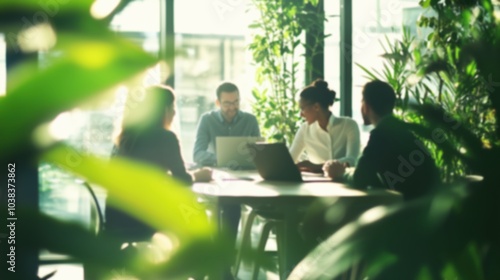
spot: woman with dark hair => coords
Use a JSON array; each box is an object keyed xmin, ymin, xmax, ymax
[
  {"xmin": 290, "ymin": 79, "xmax": 361, "ymax": 173},
  {"xmin": 108, "ymin": 85, "xmax": 210, "ymax": 240},
  {"xmin": 114, "ymin": 85, "xmax": 210, "ymax": 183}
]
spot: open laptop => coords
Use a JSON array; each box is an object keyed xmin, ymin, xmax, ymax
[
  {"xmin": 216, "ymin": 136, "xmax": 265, "ymax": 170},
  {"xmin": 248, "ymin": 142, "xmax": 332, "ymax": 182}
]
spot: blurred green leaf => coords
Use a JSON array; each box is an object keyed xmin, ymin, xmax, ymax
[
  {"xmin": 308, "ymin": 0, "xmax": 320, "ymax": 6},
  {"xmin": 41, "ymin": 144, "xmax": 232, "ymax": 278},
  {"xmin": 449, "ymin": 243, "xmax": 484, "ymax": 280},
  {"xmin": 420, "ymin": 0, "xmax": 431, "ymax": 8},
  {"xmin": 0, "ymin": 33, "xmax": 157, "ymax": 160},
  {"xmin": 289, "ymin": 185, "xmax": 472, "ymax": 280},
  {"xmin": 0, "ymin": 0, "xmax": 107, "ymax": 40},
  {"xmin": 42, "ymin": 144, "xmax": 214, "ymax": 240},
  {"xmin": 0, "ymin": 0, "xmax": 234, "ymax": 278}
]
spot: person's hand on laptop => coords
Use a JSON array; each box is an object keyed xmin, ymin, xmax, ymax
[
  {"xmin": 192, "ymin": 167, "xmax": 212, "ymax": 182},
  {"xmin": 323, "ymin": 160, "xmax": 348, "ymax": 181},
  {"xmin": 297, "ymin": 160, "xmax": 323, "ymax": 173}
]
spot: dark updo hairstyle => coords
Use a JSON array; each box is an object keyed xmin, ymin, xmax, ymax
[{"xmin": 299, "ymin": 79, "xmax": 336, "ymax": 109}]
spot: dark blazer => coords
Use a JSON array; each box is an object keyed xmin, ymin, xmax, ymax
[
  {"xmin": 348, "ymin": 116, "xmax": 439, "ymax": 200},
  {"xmin": 115, "ymin": 129, "xmax": 192, "ymax": 184},
  {"xmin": 107, "ymin": 128, "xmax": 192, "ymax": 240}
]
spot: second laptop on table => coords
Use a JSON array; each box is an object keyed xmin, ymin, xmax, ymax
[{"xmin": 248, "ymin": 142, "xmax": 331, "ymax": 182}]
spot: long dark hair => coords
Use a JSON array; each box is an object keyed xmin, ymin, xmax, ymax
[{"xmin": 115, "ymin": 85, "xmax": 175, "ymax": 147}]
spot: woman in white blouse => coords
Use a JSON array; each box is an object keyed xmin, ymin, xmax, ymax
[{"xmin": 290, "ymin": 79, "xmax": 361, "ymax": 173}]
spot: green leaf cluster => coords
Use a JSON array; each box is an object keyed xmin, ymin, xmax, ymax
[
  {"xmin": 248, "ymin": 0, "xmax": 327, "ymax": 144},
  {"xmin": 291, "ymin": 1, "xmax": 500, "ymax": 279},
  {"xmin": 0, "ymin": 1, "xmax": 229, "ymax": 279},
  {"xmin": 357, "ymin": 0, "xmax": 498, "ymax": 182}
]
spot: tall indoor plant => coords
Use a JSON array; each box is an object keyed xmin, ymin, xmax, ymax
[
  {"xmin": 248, "ymin": 0, "xmax": 327, "ymax": 144},
  {"xmin": 356, "ymin": 0, "xmax": 498, "ymax": 182}
]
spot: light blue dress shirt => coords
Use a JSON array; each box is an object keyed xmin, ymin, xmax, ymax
[{"xmin": 193, "ymin": 110, "xmax": 261, "ymax": 166}]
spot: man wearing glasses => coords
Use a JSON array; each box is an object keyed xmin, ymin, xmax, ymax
[
  {"xmin": 193, "ymin": 81, "xmax": 261, "ymax": 167},
  {"xmin": 193, "ymin": 82, "xmax": 261, "ymax": 280}
]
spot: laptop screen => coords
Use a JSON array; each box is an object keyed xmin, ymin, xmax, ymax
[
  {"xmin": 215, "ymin": 137, "xmax": 264, "ymax": 170},
  {"xmin": 249, "ymin": 142, "xmax": 303, "ymax": 181}
]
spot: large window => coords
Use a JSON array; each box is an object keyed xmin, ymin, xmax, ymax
[
  {"xmin": 174, "ymin": 0, "xmax": 252, "ymax": 163},
  {"xmin": 38, "ymin": 0, "xmax": 163, "ymax": 233},
  {"xmin": 324, "ymin": 1, "xmax": 341, "ymax": 116},
  {"xmin": 351, "ymin": 0, "xmax": 420, "ymax": 146}
]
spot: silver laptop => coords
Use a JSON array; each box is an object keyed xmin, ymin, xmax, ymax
[{"xmin": 216, "ymin": 136, "xmax": 265, "ymax": 170}]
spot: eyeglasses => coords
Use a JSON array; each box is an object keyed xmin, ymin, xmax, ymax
[{"xmin": 221, "ymin": 100, "xmax": 240, "ymax": 108}]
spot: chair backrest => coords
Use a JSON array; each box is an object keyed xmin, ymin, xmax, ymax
[
  {"xmin": 79, "ymin": 180, "xmax": 105, "ymax": 235},
  {"xmin": 80, "ymin": 180, "xmax": 105, "ymax": 235}
]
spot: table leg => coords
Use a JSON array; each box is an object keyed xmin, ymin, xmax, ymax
[
  {"xmin": 276, "ymin": 210, "xmax": 310, "ymax": 279},
  {"xmin": 217, "ymin": 199, "xmax": 241, "ymax": 280}
]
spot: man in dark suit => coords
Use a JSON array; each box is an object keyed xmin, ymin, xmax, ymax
[{"xmin": 324, "ymin": 80, "xmax": 439, "ymax": 200}]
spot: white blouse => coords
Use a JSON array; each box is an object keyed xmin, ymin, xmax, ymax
[{"xmin": 290, "ymin": 114, "xmax": 361, "ymax": 167}]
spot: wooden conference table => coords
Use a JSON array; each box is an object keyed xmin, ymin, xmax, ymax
[{"xmin": 192, "ymin": 170, "xmax": 402, "ymax": 279}]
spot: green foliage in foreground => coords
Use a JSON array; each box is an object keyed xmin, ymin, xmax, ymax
[{"xmin": 0, "ymin": 1, "xmax": 231, "ymax": 279}]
